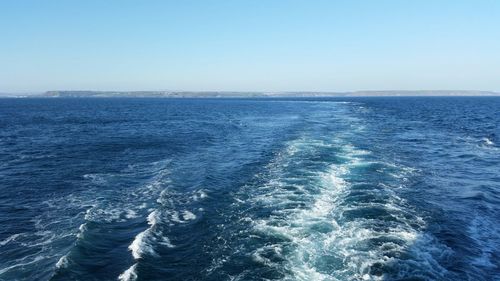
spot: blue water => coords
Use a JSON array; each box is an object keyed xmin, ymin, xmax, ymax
[{"xmin": 0, "ymin": 97, "xmax": 499, "ymax": 281}]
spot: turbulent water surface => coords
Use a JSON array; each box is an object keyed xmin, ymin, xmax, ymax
[{"xmin": 0, "ymin": 97, "xmax": 499, "ymax": 281}]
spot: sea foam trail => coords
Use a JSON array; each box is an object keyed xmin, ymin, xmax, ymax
[
  {"xmin": 224, "ymin": 103, "xmax": 451, "ymax": 281},
  {"xmin": 247, "ymin": 138, "xmax": 449, "ymax": 280}
]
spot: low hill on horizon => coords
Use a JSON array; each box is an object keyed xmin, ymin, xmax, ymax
[{"xmin": 38, "ymin": 90, "xmax": 500, "ymax": 98}]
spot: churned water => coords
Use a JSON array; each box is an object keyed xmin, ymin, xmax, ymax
[{"xmin": 0, "ymin": 97, "xmax": 499, "ymax": 281}]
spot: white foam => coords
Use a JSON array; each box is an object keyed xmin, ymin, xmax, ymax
[
  {"xmin": 169, "ymin": 211, "xmax": 182, "ymax": 223},
  {"xmin": 128, "ymin": 210, "xmax": 174, "ymax": 260},
  {"xmin": 182, "ymin": 210, "xmax": 196, "ymax": 221},
  {"xmin": 125, "ymin": 209, "xmax": 138, "ymax": 219},
  {"xmin": 128, "ymin": 229, "xmax": 174, "ymax": 259},
  {"xmin": 76, "ymin": 223, "xmax": 87, "ymax": 239},
  {"xmin": 84, "ymin": 206, "xmax": 130, "ymax": 223},
  {"xmin": 129, "ymin": 230, "xmax": 154, "ymax": 259},
  {"xmin": 118, "ymin": 263, "xmax": 138, "ymax": 281},
  {"xmin": 0, "ymin": 159, "xmax": 173, "ymax": 280},
  {"xmin": 82, "ymin": 173, "xmax": 107, "ymax": 185},
  {"xmin": 147, "ymin": 210, "xmax": 159, "ymax": 225},
  {"xmin": 482, "ymin": 137, "xmax": 495, "ymax": 146},
  {"xmin": 0, "ymin": 233, "xmax": 21, "ymax": 246},
  {"xmin": 158, "ymin": 235, "xmax": 174, "ymax": 248},
  {"xmin": 192, "ymin": 190, "xmax": 208, "ymax": 201},
  {"xmin": 242, "ymin": 132, "xmax": 450, "ymax": 280},
  {"xmin": 0, "ymin": 255, "xmax": 48, "ymax": 275},
  {"xmin": 55, "ymin": 255, "xmax": 68, "ymax": 269},
  {"xmin": 129, "ymin": 211, "xmax": 158, "ymax": 259},
  {"xmin": 167, "ymin": 210, "xmax": 197, "ymax": 223}
]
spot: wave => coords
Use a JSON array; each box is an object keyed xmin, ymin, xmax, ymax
[
  {"xmin": 228, "ymin": 122, "xmax": 450, "ymax": 281},
  {"xmin": 118, "ymin": 167, "xmax": 208, "ymax": 280},
  {"xmin": 118, "ymin": 264, "xmax": 138, "ymax": 281},
  {"xmin": 45, "ymin": 159, "xmax": 174, "ymax": 280},
  {"xmin": 0, "ymin": 221, "xmax": 74, "ymax": 278},
  {"xmin": 481, "ymin": 137, "xmax": 495, "ymax": 146},
  {"xmin": 55, "ymin": 255, "xmax": 68, "ymax": 269},
  {"xmin": 468, "ymin": 215, "xmax": 499, "ymax": 269},
  {"xmin": 128, "ymin": 210, "xmax": 174, "ymax": 260}
]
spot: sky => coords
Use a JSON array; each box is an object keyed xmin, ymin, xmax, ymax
[{"xmin": 1, "ymin": 0, "xmax": 499, "ymax": 93}]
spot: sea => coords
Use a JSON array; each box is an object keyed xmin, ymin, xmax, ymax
[{"xmin": 0, "ymin": 97, "xmax": 499, "ymax": 281}]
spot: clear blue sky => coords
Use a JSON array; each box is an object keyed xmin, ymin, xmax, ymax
[{"xmin": 1, "ymin": 0, "xmax": 499, "ymax": 92}]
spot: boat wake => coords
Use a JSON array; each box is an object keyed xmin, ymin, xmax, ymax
[{"xmin": 225, "ymin": 104, "xmax": 451, "ymax": 280}]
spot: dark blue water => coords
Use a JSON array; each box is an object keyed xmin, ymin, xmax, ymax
[{"xmin": 0, "ymin": 97, "xmax": 499, "ymax": 281}]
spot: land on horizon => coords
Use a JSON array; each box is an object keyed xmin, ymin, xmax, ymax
[{"xmin": 1, "ymin": 90, "xmax": 500, "ymax": 98}]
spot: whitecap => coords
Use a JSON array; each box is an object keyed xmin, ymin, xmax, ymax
[
  {"xmin": 118, "ymin": 264, "xmax": 138, "ymax": 281},
  {"xmin": 481, "ymin": 137, "xmax": 495, "ymax": 146},
  {"xmin": 55, "ymin": 255, "xmax": 68, "ymax": 269},
  {"xmin": 129, "ymin": 231, "xmax": 155, "ymax": 259},
  {"xmin": 182, "ymin": 210, "xmax": 196, "ymax": 221},
  {"xmin": 127, "ymin": 210, "xmax": 174, "ymax": 260}
]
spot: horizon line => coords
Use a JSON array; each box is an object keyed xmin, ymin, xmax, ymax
[{"xmin": 2, "ymin": 89, "xmax": 500, "ymax": 95}]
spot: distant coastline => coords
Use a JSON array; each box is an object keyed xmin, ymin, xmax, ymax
[{"xmin": 1, "ymin": 90, "xmax": 500, "ymax": 98}]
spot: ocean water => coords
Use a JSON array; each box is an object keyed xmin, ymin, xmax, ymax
[{"xmin": 0, "ymin": 97, "xmax": 499, "ymax": 281}]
